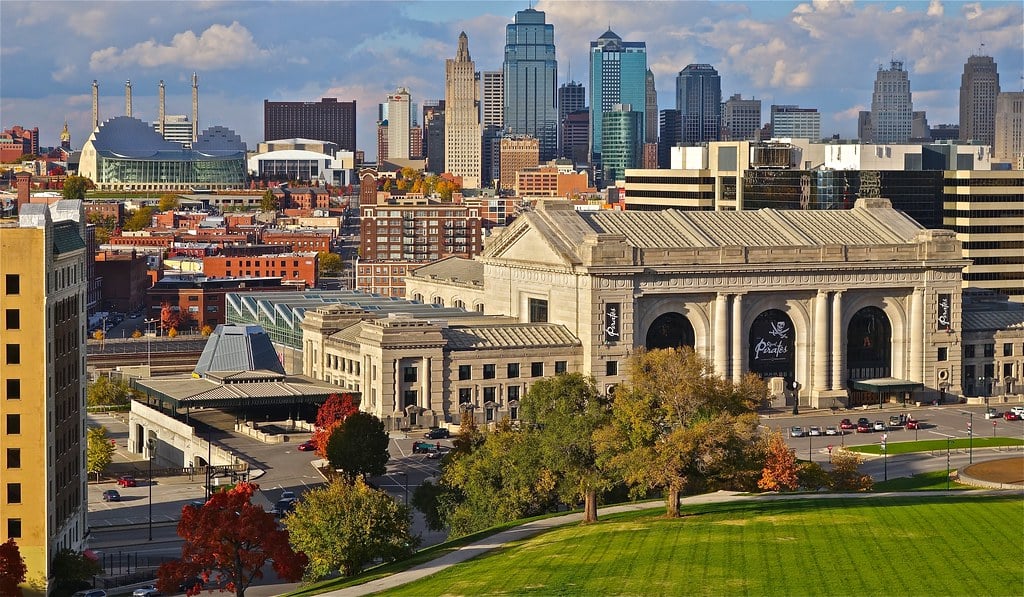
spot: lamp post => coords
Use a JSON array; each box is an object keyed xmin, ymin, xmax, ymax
[
  {"xmin": 968, "ymin": 411, "xmax": 973, "ymax": 464},
  {"xmin": 146, "ymin": 437, "xmax": 156, "ymax": 541},
  {"xmin": 881, "ymin": 434, "xmax": 888, "ymax": 482},
  {"xmin": 946, "ymin": 438, "xmax": 953, "ymax": 490},
  {"xmin": 807, "ymin": 431, "xmax": 812, "ymax": 463}
]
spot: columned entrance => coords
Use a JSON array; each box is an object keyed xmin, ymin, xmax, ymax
[
  {"xmin": 645, "ymin": 312, "xmax": 695, "ymax": 350},
  {"xmin": 847, "ymin": 306, "xmax": 894, "ymax": 406}
]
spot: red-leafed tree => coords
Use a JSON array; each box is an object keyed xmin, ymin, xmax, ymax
[
  {"xmin": 0, "ymin": 538, "xmax": 27, "ymax": 597},
  {"xmin": 160, "ymin": 302, "xmax": 182, "ymax": 333},
  {"xmin": 312, "ymin": 393, "xmax": 358, "ymax": 458},
  {"xmin": 757, "ymin": 429, "xmax": 800, "ymax": 492},
  {"xmin": 156, "ymin": 483, "xmax": 306, "ymax": 597}
]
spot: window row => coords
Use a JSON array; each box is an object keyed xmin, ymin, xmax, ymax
[{"xmin": 457, "ymin": 360, "xmax": 568, "ymax": 380}]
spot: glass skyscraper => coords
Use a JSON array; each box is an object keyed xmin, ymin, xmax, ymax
[
  {"xmin": 503, "ymin": 8, "xmax": 558, "ymax": 161},
  {"xmin": 675, "ymin": 64, "xmax": 721, "ymax": 144},
  {"xmin": 589, "ymin": 29, "xmax": 647, "ymax": 167}
]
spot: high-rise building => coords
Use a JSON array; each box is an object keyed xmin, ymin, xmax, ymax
[
  {"xmin": 503, "ymin": 8, "xmax": 558, "ymax": 161},
  {"xmin": 153, "ymin": 114, "xmax": 194, "ymax": 148},
  {"xmin": 589, "ymin": 29, "xmax": 647, "ymax": 166},
  {"xmin": 770, "ymin": 105, "xmax": 820, "ymax": 140},
  {"xmin": 499, "ymin": 136, "xmax": 540, "ymax": 190},
  {"xmin": 658, "ymin": 109, "xmax": 682, "ymax": 168},
  {"xmin": 959, "ymin": 55, "xmax": 1000, "ymax": 146},
  {"xmin": 1, "ymin": 200, "xmax": 88, "ymax": 594},
  {"xmin": 645, "ymin": 69, "xmax": 658, "ymax": 144},
  {"xmin": 423, "ymin": 101, "xmax": 446, "ymax": 174},
  {"xmin": 445, "ymin": 32, "xmax": 482, "ymax": 188},
  {"xmin": 994, "ymin": 92, "xmax": 1024, "ymax": 166},
  {"xmin": 558, "ymin": 82, "xmax": 585, "ymax": 158},
  {"xmin": 562, "ymin": 110, "xmax": 590, "ymax": 165},
  {"xmin": 722, "ymin": 94, "xmax": 762, "ymax": 141},
  {"xmin": 263, "ymin": 98, "xmax": 357, "ymax": 151},
  {"xmin": 601, "ymin": 104, "xmax": 642, "ymax": 184},
  {"xmin": 868, "ymin": 60, "xmax": 913, "ymax": 143},
  {"xmin": 675, "ymin": 64, "xmax": 721, "ymax": 144},
  {"xmin": 387, "ymin": 88, "xmax": 412, "ymax": 160},
  {"xmin": 409, "ymin": 125, "xmax": 423, "ymax": 160},
  {"xmin": 481, "ymin": 71, "xmax": 505, "ymax": 187}
]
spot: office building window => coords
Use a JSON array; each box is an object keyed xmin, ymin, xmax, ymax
[
  {"xmin": 1003, "ymin": 343, "xmax": 1014, "ymax": 357},
  {"xmin": 5, "ymin": 309, "xmax": 19, "ymax": 330},
  {"xmin": 606, "ymin": 360, "xmax": 618, "ymax": 376},
  {"xmin": 6, "ymin": 483, "xmax": 20, "ymax": 504},
  {"xmin": 5, "ymin": 414, "xmax": 19, "ymax": 435},
  {"xmin": 983, "ymin": 344, "xmax": 995, "ymax": 357},
  {"xmin": 6, "ymin": 379, "xmax": 19, "ymax": 399},
  {"xmin": 5, "ymin": 344, "xmax": 19, "ymax": 365},
  {"xmin": 403, "ymin": 367, "xmax": 417, "ymax": 383},
  {"xmin": 508, "ymin": 385, "xmax": 519, "ymax": 401},
  {"xmin": 937, "ymin": 347, "xmax": 948, "ymax": 362},
  {"xmin": 483, "ymin": 364, "xmax": 496, "ymax": 379},
  {"xmin": 4, "ymin": 275, "xmax": 19, "ymax": 295},
  {"xmin": 485, "ymin": 407, "xmax": 494, "ymax": 422},
  {"xmin": 7, "ymin": 518, "xmax": 20, "ymax": 539},
  {"xmin": 531, "ymin": 362, "xmax": 544, "ymax": 377},
  {"xmin": 528, "ymin": 298, "xmax": 548, "ymax": 323},
  {"xmin": 483, "ymin": 387, "xmax": 495, "ymax": 402},
  {"xmin": 6, "ymin": 448, "xmax": 20, "ymax": 469},
  {"xmin": 964, "ymin": 345, "xmax": 975, "ymax": 358},
  {"xmin": 507, "ymin": 363, "xmax": 519, "ymax": 378},
  {"xmin": 555, "ymin": 361, "xmax": 567, "ymax": 374},
  {"xmin": 403, "ymin": 390, "xmax": 417, "ymax": 408},
  {"xmin": 458, "ymin": 388, "xmax": 472, "ymax": 404},
  {"xmin": 1005, "ymin": 363, "xmax": 1014, "ymax": 378},
  {"xmin": 458, "ymin": 365, "xmax": 471, "ymax": 380}
]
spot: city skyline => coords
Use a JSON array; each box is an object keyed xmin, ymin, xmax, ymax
[{"xmin": 1, "ymin": 0, "xmax": 1021, "ymax": 159}]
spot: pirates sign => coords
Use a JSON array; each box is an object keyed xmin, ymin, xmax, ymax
[{"xmin": 748, "ymin": 310, "xmax": 795, "ymax": 379}]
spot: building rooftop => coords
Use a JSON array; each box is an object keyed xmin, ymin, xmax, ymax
[{"xmin": 408, "ymin": 256, "xmax": 484, "ymax": 287}]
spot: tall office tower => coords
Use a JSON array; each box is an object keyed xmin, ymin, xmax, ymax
[
  {"xmin": 1, "ymin": 200, "xmax": 88, "ymax": 594},
  {"xmin": 557, "ymin": 82, "xmax": 585, "ymax": 158},
  {"xmin": 481, "ymin": 71, "xmax": 505, "ymax": 185},
  {"xmin": 857, "ymin": 110, "xmax": 872, "ymax": 141},
  {"xmin": 263, "ymin": 98, "xmax": 358, "ymax": 151},
  {"xmin": 601, "ymin": 104, "xmax": 641, "ymax": 184},
  {"xmin": 770, "ymin": 104, "xmax": 820, "ymax": 140},
  {"xmin": 152, "ymin": 115, "xmax": 195, "ymax": 148},
  {"xmin": 645, "ymin": 69, "xmax": 658, "ymax": 143},
  {"xmin": 675, "ymin": 64, "xmax": 721, "ymax": 144},
  {"xmin": 562, "ymin": 110, "xmax": 590, "ymax": 164},
  {"xmin": 912, "ymin": 111, "xmax": 931, "ymax": 141},
  {"xmin": 868, "ymin": 60, "xmax": 913, "ymax": 143},
  {"xmin": 423, "ymin": 100, "xmax": 446, "ymax": 174},
  {"xmin": 503, "ymin": 8, "xmax": 558, "ymax": 161},
  {"xmin": 658, "ymin": 109, "xmax": 682, "ymax": 167},
  {"xmin": 409, "ymin": 125, "xmax": 423, "ymax": 160},
  {"xmin": 959, "ymin": 55, "xmax": 1000, "ymax": 146},
  {"xmin": 445, "ymin": 32, "xmax": 482, "ymax": 188},
  {"xmin": 994, "ymin": 92, "xmax": 1024, "ymax": 166},
  {"xmin": 722, "ymin": 94, "xmax": 762, "ymax": 141},
  {"xmin": 387, "ymin": 88, "xmax": 412, "ymax": 160},
  {"xmin": 930, "ymin": 124, "xmax": 960, "ymax": 141},
  {"xmin": 589, "ymin": 29, "xmax": 647, "ymax": 167},
  {"xmin": 377, "ymin": 121, "xmax": 389, "ymax": 163}
]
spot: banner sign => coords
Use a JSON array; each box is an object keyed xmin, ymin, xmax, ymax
[
  {"xmin": 604, "ymin": 303, "xmax": 620, "ymax": 343},
  {"xmin": 936, "ymin": 294, "xmax": 951, "ymax": 331}
]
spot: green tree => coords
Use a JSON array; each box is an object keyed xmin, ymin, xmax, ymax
[
  {"xmin": 50, "ymin": 549, "xmax": 101, "ymax": 596},
  {"xmin": 318, "ymin": 251, "xmax": 343, "ymax": 276},
  {"xmin": 86, "ymin": 426, "xmax": 115, "ymax": 477},
  {"xmin": 595, "ymin": 347, "xmax": 767, "ymax": 517},
  {"xmin": 325, "ymin": 412, "xmax": 390, "ymax": 482},
  {"xmin": 158, "ymin": 194, "xmax": 180, "ymax": 211},
  {"xmin": 520, "ymin": 373, "xmax": 613, "ymax": 523},
  {"xmin": 123, "ymin": 206, "xmax": 155, "ymax": 231},
  {"xmin": 828, "ymin": 449, "xmax": 873, "ymax": 491},
  {"xmin": 284, "ymin": 478, "xmax": 418, "ymax": 579},
  {"xmin": 87, "ymin": 376, "xmax": 136, "ymax": 407},
  {"xmin": 61, "ymin": 175, "xmax": 92, "ymax": 200},
  {"xmin": 86, "ymin": 212, "xmax": 116, "ymax": 244},
  {"xmin": 260, "ymin": 189, "xmax": 278, "ymax": 212}
]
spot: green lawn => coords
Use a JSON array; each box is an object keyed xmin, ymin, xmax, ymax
[
  {"xmin": 847, "ymin": 436, "xmax": 1024, "ymax": 455},
  {"xmin": 382, "ymin": 496, "xmax": 1024, "ymax": 597},
  {"xmin": 871, "ymin": 470, "xmax": 973, "ymax": 491}
]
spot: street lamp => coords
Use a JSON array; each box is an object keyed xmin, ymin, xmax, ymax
[
  {"xmin": 146, "ymin": 437, "xmax": 156, "ymax": 541},
  {"xmin": 946, "ymin": 438, "xmax": 953, "ymax": 490},
  {"xmin": 881, "ymin": 433, "xmax": 888, "ymax": 482},
  {"xmin": 807, "ymin": 431, "xmax": 812, "ymax": 463},
  {"xmin": 968, "ymin": 411, "xmax": 973, "ymax": 464}
]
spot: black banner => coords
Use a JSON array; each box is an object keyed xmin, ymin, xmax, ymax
[
  {"xmin": 936, "ymin": 294, "xmax": 951, "ymax": 331},
  {"xmin": 604, "ymin": 303, "xmax": 620, "ymax": 344},
  {"xmin": 748, "ymin": 310, "xmax": 795, "ymax": 379}
]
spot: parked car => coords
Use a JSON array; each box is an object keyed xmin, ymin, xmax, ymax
[
  {"xmin": 1004, "ymin": 411, "xmax": 1021, "ymax": 421},
  {"xmin": 132, "ymin": 585, "xmax": 160, "ymax": 597},
  {"xmin": 856, "ymin": 422, "xmax": 872, "ymax": 433},
  {"xmin": 426, "ymin": 450, "xmax": 444, "ymax": 460},
  {"xmin": 72, "ymin": 591, "xmax": 107, "ymax": 597},
  {"xmin": 984, "ymin": 408, "xmax": 1002, "ymax": 420},
  {"xmin": 825, "ymin": 426, "xmax": 839, "ymax": 436},
  {"xmin": 117, "ymin": 475, "xmax": 137, "ymax": 487},
  {"xmin": 1010, "ymin": 406, "xmax": 1024, "ymax": 417},
  {"xmin": 271, "ymin": 499, "xmax": 296, "ymax": 517},
  {"xmin": 872, "ymin": 421, "xmax": 886, "ymax": 432},
  {"xmin": 789, "ymin": 426, "xmax": 805, "ymax": 438},
  {"xmin": 412, "ymin": 441, "xmax": 437, "ymax": 454},
  {"xmin": 423, "ymin": 427, "xmax": 450, "ymax": 439},
  {"xmin": 101, "ymin": 489, "xmax": 121, "ymax": 502},
  {"xmin": 889, "ymin": 415, "xmax": 905, "ymax": 427},
  {"xmin": 296, "ymin": 439, "xmax": 316, "ymax": 451},
  {"xmin": 857, "ymin": 417, "xmax": 871, "ymax": 427},
  {"xmin": 839, "ymin": 418, "xmax": 855, "ymax": 430},
  {"xmin": 280, "ymin": 490, "xmax": 296, "ymax": 501},
  {"xmin": 905, "ymin": 418, "xmax": 920, "ymax": 429},
  {"xmin": 808, "ymin": 426, "xmax": 822, "ymax": 436}
]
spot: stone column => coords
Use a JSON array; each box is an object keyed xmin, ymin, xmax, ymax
[
  {"xmin": 814, "ymin": 291, "xmax": 829, "ymax": 392},
  {"xmin": 831, "ymin": 291, "xmax": 844, "ymax": 391},
  {"xmin": 393, "ymin": 360, "xmax": 401, "ymax": 414},
  {"xmin": 422, "ymin": 356, "xmax": 431, "ymax": 411},
  {"xmin": 715, "ymin": 293, "xmax": 730, "ymax": 378},
  {"xmin": 732, "ymin": 293, "xmax": 745, "ymax": 383},
  {"xmin": 909, "ymin": 288, "xmax": 924, "ymax": 382}
]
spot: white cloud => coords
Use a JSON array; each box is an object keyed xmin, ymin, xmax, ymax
[
  {"xmin": 927, "ymin": 0, "xmax": 944, "ymax": 17},
  {"xmin": 89, "ymin": 21, "xmax": 269, "ymax": 71},
  {"xmin": 51, "ymin": 64, "xmax": 76, "ymax": 83}
]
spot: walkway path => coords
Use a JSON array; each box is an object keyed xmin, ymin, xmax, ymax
[{"xmin": 320, "ymin": 487, "xmax": 1023, "ymax": 596}]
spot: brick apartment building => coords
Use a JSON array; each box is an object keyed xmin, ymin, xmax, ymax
[
  {"xmin": 94, "ymin": 250, "xmax": 150, "ymax": 312},
  {"xmin": 146, "ymin": 276, "xmax": 294, "ymax": 329},
  {"xmin": 261, "ymin": 229, "xmax": 334, "ymax": 253},
  {"xmin": 202, "ymin": 253, "xmax": 319, "ymax": 288},
  {"xmin": 515, "ymin": 166, "xmax": 593, "ymax": 198},
  {"xmin": 0, "ymin": 125, "xmax": 39, "ymax": 162},
  {"xmin": 272, "ymin": 187, "xmax": 331, "ymax": 211}
]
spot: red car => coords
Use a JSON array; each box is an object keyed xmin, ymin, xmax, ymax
[
  {"xmin": 905, "ymin": 418, "xmax": 920, "ymax": 429},
  {"xmin": 117, "ymin": 475, "xmax": 137, "ymax": 487},
  {"xmin": 856, "ymin": 422, "xmax": 872, "ymax": 433},
  {"xmin": 1004, "ymin": 411, "xmax": 1021, "ymax": 421},
  {"xmin": 296, "ymin": 439, "xmax": 316, "ymax": 451},
  {"xmin": 839, "ymin": 418, "xmax": 855, "ymax": 430}
]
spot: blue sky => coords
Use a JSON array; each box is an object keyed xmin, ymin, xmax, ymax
[{"xmin": 2, "ymin": 0, "xmax": 1021, "ymax": 160}]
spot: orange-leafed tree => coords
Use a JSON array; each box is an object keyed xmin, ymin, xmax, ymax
[
  {"xmin": 312, "ymin": 393, "xmax": 358, "ymax": 458},
  {"xmin": 757, "ymin": 429, "xmax": 799, "ymax": 492},
  {"xmin": 0, "ymin": 538, "xmax": 27, "ymax": 597},
  {"xmin": 156, "ymin": 483, "xmax": 306, "ymax": 597},
  {"xmin": 160, "ymin": 302, "xmax": 181, "ymax": 333}
]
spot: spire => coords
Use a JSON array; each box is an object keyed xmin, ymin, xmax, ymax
[
  {"xmin": 91, "ymin": 80, "xmax": 99, "ymax": 130},
  {"xmin": 158, "ymin": 80, "xmax": 166, "ymax": 136},
  {"xmin": 191, "ymin": 72, "xmax": 199, "ymax": 143},
  {"xmin": 456, "ymin": 31, "xmax": 470, "ymax": 61},
  {"xmin": 125, "ymin": 79, "xmax": 133, "ymax": 117}
]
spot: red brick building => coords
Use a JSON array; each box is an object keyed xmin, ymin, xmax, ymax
[
  {"xmin": 202, "ymin": 253, "xmax": 319, "ymax": 288},
  {"xmin": 146, "ymin": 276, "xmax": 294, "ymax": 329},
  {"xmin": 261, "ymin": 229, "xmax": 334, "ymax": 253},
  {"xmin": 84, "ymin": 201, "xmax": 124, "ymax": 226},
  {"xmin": 0, "ymin": 125, "xmax": 39, "ymax": 162},
  {"xmin": 94, "ymin": 251, "xmax": 151, "ymax": 312}
]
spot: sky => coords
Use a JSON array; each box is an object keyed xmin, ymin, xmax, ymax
[{"xmin": 1, "ymin": 0, "xmax": 1021, "ymax": 160}]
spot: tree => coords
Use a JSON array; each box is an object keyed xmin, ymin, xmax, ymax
[
  {"xmin": 156, "ymin": 483, "xmax": 306, "ymax": 597},
  {"xmin": 312, "ymin": 393, "xmax": 358, "ymax": 458},
  {"xmin": 61, "ymin": 175, "xmax": 92, "ymax": 200},
  {"xmin": 757, "ymin": 429, "xmax": 799, "ymax": 492},
  {"xmin": 0, "ymin": 538, "xmax": 27, "ymax": 597},
  {"xmin": 828, "ymin": 449, "xmax": 873, "ymax": 491},
  {"xmin": 318, "ymin": 251, "xmax": 343, "ymax": 276},
  {"xmin": 92, "ymin": 329, "xmax": 105, "ymax": 342},
  {"xmin": 595, "ymin": 347, "xmax": 767, "ymax": 517},
  {"xmin": 285, "ymin": 478, "xmax": 418, "ymax": 579},
  {"xmin": 520, "ymin": 373, "xmax": 613, "ymax": 523},
  {"xmin": 325, "ymin": 412, "xmax": 389, "ymax": 481},
  {"xmin": 158, "ymin": 194, "xmax": 180, "ymax": 211},
  {"xmin": 124, "ymin": 206, "xmax": 155, "ymax": 231},
  {"xmin": 87, "ymin": 426, "xmax": 115, "ymax": 477},
  {"xmin": 86, "ymin": 212, "xmax": 116, "ymax": 244},
  {"xmin": 87, "ymin": 376, "xmax": 137, "ymax": 407},
  {"xmin": 50, "ymin": 548, "xmax": 101, "ymax": 596},
  {"xmin": 260, "ymin": 189, "xmax": 278, "ymax": 212}
]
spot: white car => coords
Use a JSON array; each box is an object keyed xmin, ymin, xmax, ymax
[
  {"xmin": 133, "ymin": 586, "xmax": 159, "ymax": 597},
  {"xmin": 789, "ymin": 426, "xmax": 805, "ymax": 438},
  {"xmin": 824, "ymin": 426, "xmax": 839, "ymax": 436},
  {"xmin": 808, "ymin": 426, "xmax": 822, "ymax": 436},
  {"xmin": 1008, "ymin": 406, "xmax": 1024, "ymax": 416},
  {"xmin": 873, "ymin": 421, "xmax": 886, "ymax": 432}
]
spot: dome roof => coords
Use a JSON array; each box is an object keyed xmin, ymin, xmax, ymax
[
  {"xmin": 90, "ymin": 116, "xmax": 182, "ymax": 157},
  {"xmin": 598, "ymin": 29, "xmax": 621, "ymax": 41}
]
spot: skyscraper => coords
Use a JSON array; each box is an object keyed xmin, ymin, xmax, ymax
[
  {"xmin": 658, "ymin": 109, "xmax": 682, "ymax": 168},
  {"xmin": 423, "ymin": 100, "xmax": 445, "ymax": 174},
  {"xmin": 503, "ymin": 8, "xmax": 558, "ymax": 161},
  {"xmin": 558, "ymin": 82, "xmax": 585, "ymax": 158},
  {"xmin": 645, "ymin": 69, "xmax": 658, "ymax": 143},
  {"xmin": 675, "ymin": 64, "xmax": 721, "ymax": 144},
  {"xmin": 722, "ymin": 94, "xmax": 762, "ymax": 141},
  {"xmin": 263, "ymin": 98, "xmax": 357, "ymax": 151},
  {"xmin": 445, "ymin": 32, "xmax": 481, "ymax": 187},
  {"xmin": 959, "ymin": 55, "xmax": 1000, "ymax": 146},
  {"xmin": 589, "ymin": 29, "xmax": 647, "ymax": 166},
  {"xmin": 387, "ymin": 88, "xmax": 412, "ymax": 160},
  {"xmin": 994, "ymin": 92, "xmax": 1023, "ymax": 166},
  {"xmin": 601, "ymin": 104, "xmax": 641, "ymax": 183},
  {"xmin": 770, "ymin": 104, "xmax": 820, "ymax": 140},
  {"xmin": 481, "ymin": 71, "xmax": 504, "ymax": 187},
  {"xmin": 868, "ymin": 60, "xmax": 913, "ymax": 143}
]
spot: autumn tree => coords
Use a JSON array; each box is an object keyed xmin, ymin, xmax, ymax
[
  {"xmin": 87, "ymin": 376, "xmax": 137, "ymax": 407},
  {"xmin": 285, "ymin": 477, "xmax": 418, "ymax": 579},
  {"xmin": 87, "ymin": 426, "xmax": 115, "ymax": 478},
  {"xmin": 124, "ymin": 206, "xmax": 155, "ymax": 231},
  {"xmin": 595, "ymin": 347, "xmax": 767, "ymax": 517},
  {"xmin": 156, "ymin": 483, "xmax": 306, "ymax": 597},
  {"xmin": 828, "ymin": 449, "xmax": 874, "ymax": 491},
  {"xmin": 317, "ymin": 251, "xmax": 343, "ymax": 276},
  {"xmin": 158, "ymin": 194, "xmax": 180, "ymax": 211},
  {"xmin": 0, "ymin": 538, "xmax": 27, "ymax": 597},
  {"xmin": 311, "ymin": 393, "xmax": 358, "ymax": 458},
  {"xmin": 50, "ymin": 549, "xmax": 101, "ymax": 596},
  {"xmin": 61, "ymin": 175, "xmax": 92, "ymax": 200},
  {"xmin": 325, "ymin": 411, "xmax": 389, "ymax": 481},
  {"xmin": 86, "ymin": 212, "xmax": 117, "ymax": 244},
  {"xmin": 757, "ymin": 429, "xmax": 799, "ymax": 492},
  {"xmin": 260, "ymin": 189, "xmax": 278, "ymax": 212},
  {"xmin": 520, "ymin": 373, "xmax": 613, "ymax": 523}
]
